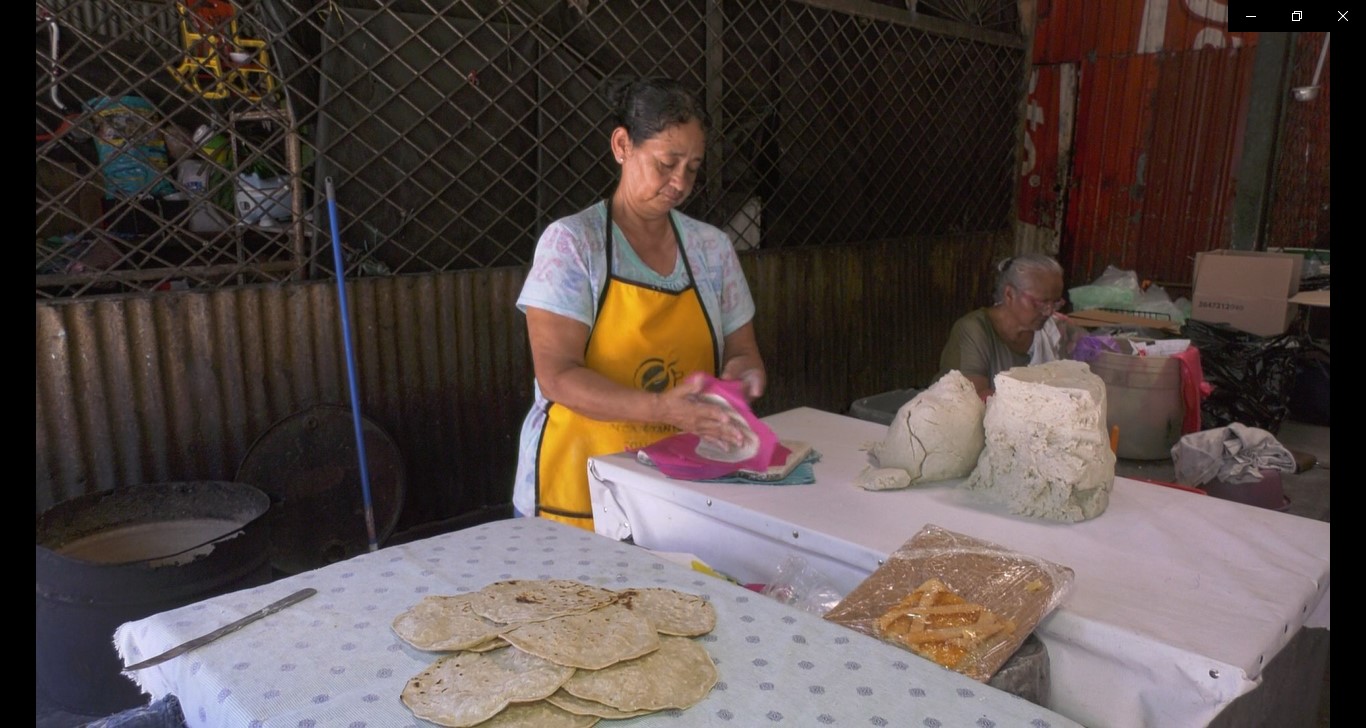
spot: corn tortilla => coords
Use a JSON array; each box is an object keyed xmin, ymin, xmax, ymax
[
  {"xmin": 501, "ymin": 602, "xmax": 660, "ymax": 670},
  {"xmin": 466, "ymin": 579, "xmax": 617, "ymax": 624},
  {"xmin": 613, "ymin": 587, "xmax": 717, "ymax": 636},
  {"xmin": 561, "ymin": 636, "xmax": 717, "ymax": 712},
  {"xmin": 400, "ymin": 647, "xmax": 574, "ymax": 727},
  {"xmin": 392, "ymin": 595, "xmax": 510, "ymax": 651}
]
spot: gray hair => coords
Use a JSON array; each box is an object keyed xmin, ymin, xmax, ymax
[{"xmin": 993, "ymin": 253, "xmax": 1064, "ymax": 304}]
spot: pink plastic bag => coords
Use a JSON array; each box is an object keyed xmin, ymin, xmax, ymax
[{"xmin": 637, "ymin": 375, "xmax": 782, "ymax": 480}]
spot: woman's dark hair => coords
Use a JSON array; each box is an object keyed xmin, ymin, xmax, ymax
[{"xmin": 606, "ymin": 77, "xmax": 710, "ymax": 145}]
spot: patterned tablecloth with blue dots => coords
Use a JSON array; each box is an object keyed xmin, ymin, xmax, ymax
[{"xmin": 114, "ymin": 517, "xmax": 1081, "ymax": 728}]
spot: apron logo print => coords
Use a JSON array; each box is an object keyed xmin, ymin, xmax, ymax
[{"xmin": 635, "ymin": 358, "xmax": 681, "ymax": 393}]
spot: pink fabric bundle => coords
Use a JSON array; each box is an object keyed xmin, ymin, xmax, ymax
[
  {"xmin": 637, "ymin": 375, "xmax": 784, "ymax": 480},
  {"xmin": 1173, "ymin": 346, "xmax": 1214, "ymax": 434}
]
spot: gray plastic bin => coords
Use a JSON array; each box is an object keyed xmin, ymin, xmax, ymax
[{"xmin": 848, "ymin": 388, "xmax": 921, "ymax": 425}]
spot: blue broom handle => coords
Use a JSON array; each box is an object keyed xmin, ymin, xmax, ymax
[{"xmin": 324, "ymin": 177, "xmax": 378, "ymax": 552}]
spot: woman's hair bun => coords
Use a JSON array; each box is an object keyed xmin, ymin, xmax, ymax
[{"xmin": 602, "ymin": 75, "xmax": 635, "ymax": 116}]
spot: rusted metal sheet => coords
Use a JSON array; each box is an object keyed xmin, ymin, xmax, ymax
[
  {"xmin": 1062, "ymin": 53, "xmax": 1151, "ymax": 280},
  {"xmin": 1136, "ymin": 45, "xmax": 1254, "ymax": 287},
  {"xmin": 1266, "ymin": 32, "xmax": 1330, "ymax": 249},
  {"xmin": 1025, "ymin": 0, "xmax": 1261, "ymax": 292},
  {"xmin": 1033, "ymin": 0, "xmax": 1254, "ymax": 64},
  {"xmin": 37, "ymin": 237, "xmax": 1007, "ymax": 533},
  {"xmin": 1018, "ymin": 62, "xmax": 1077, "ymax": 244}
]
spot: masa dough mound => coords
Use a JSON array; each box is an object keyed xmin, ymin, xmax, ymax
[
  {"xmin": 870, "ymin": 370, "xmax": 985, "ymax": 484},
  {"xmin": 964, "ymin": 360, "xmax": 1115, "ymax": 522}
]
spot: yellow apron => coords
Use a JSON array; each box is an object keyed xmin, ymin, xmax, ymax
[{"xmin": 534, "ymin": 202, "xmax": 719, "ymax": 531}]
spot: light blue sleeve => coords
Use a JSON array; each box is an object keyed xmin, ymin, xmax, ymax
[
  {"xmin": 677, "ymin": 214, "xmax": 756, "ymax": 338},
  {"xmin": 516, "ymin": 208, "xmax": 605, "ymax": 327},
  {"xmin": 717, "ymin": 237, "xmax": 756, "ymax": 337}
]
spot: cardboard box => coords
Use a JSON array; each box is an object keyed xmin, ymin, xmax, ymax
[
  {"xmin": 1288, "ymin": 289, "xmax": 1330, "ymax": 308},
  {"xmin": 1191, "ymin": 250, "xmax": 1303, "ymax": 337}
]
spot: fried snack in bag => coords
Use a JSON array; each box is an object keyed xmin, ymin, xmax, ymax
[{"xmin": 823, "ymin": 525, "xmax": 1073, "ymax": 682}]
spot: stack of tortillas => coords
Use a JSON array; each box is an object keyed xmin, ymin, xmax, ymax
[{"xmin": 394, "ymin": 579, "xmax": 719, "ymax": 727}]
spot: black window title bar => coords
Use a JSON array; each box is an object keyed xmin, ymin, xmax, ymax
[{"xmin": 1228, "ymin": 2, "xmax": 1346, "ymax": 31}]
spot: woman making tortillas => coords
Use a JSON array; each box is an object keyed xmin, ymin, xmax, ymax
[
  {"xmin": 936, "ymin": 253, "xmax": 1085, "ymax": 401},
  {"xmin": 513, "ymin": 77, "xmax": 767, "ymax": 531}
]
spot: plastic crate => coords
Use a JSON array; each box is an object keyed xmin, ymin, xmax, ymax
[{"xmin": 847, "ymin": 388, "xmax": 920, "ymax": 425}]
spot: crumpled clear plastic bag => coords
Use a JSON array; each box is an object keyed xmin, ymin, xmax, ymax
[
  {"xmin": 1068, "ymin": 265, "xmax": 1141, "ymax": 310},
  {"xmin": 759, "ymin": 555, "xmax": 845, "ymax": 616},
  {"xmin": 1130, "ymin": 283, "xmax": 1190, "ymax": 326},
  {"xmin": 1070, "ymin": 266, "xmax": 1191, "ymax": 326},
  {"xmin": 823, "ymin": 525, "xmax": 1074, "ymax": 682}
]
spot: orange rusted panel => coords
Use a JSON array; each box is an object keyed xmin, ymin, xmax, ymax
[
  {"xmin": 1024, "ymin": 0, "xmax": 1264, "ymax": 292},
  {"xmin": 1018, "ymin": 64, "xmax": 1070, "ymax": 232}
]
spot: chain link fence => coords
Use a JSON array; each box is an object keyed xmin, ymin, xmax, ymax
[{"xmin": 36, "ymin": 0, "xmax": 1024, "ymax": 300}]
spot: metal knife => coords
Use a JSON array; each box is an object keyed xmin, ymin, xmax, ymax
[{"xmin": 122, "ymin": 587, "xmax": 318, "ymax": 672}]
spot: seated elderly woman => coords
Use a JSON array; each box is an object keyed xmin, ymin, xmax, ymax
[{"xmin": 936, "ymin": 253, "xmax": 1086, "ymax": 400}]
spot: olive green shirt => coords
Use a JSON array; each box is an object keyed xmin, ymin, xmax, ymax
[
  {"xmin": 936, "ymin": 307, "xmax": 1030, "ymax": 386},
  {"xmin": 936, "ymin": 307, "xmax": 1087, "ymax": 388}
]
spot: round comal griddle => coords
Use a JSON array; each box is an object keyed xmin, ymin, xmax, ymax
[{"xmin": 236, "ymin": 405, "xmax": 405, "ymax": 575}]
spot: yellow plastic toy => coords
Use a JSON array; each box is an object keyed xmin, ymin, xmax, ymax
[{"xmin": 169, "ymin": 0, "xmax": 277, "ymax": 102}]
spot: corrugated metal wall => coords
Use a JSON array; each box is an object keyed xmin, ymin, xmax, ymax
[
  {"xmin": 1070, "ymin": 47, "xmax": 1254, "ymax": 288},
  {"xmin": 1021, "ymin": 1, "xmax": 1328, "ymax": 295},
  {"xmin": 36, "ymin": 230, "xmax": 1007, "ymax": 534},
  {"xmin": 35, "ymin": 269, "xmax": 532, "ymax": 527}
]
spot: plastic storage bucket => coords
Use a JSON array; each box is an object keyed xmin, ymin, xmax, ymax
[{"xmin": 1088, "ymin": 351, "xmax": 1183, "ymax": 460}]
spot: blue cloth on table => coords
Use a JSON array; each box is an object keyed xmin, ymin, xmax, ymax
[{"xmin": 84, "ymin": 695, "xmax": 187, "ymax": 728}]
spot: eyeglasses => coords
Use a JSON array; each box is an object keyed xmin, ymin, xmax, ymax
[{"xmin": 1017, "ymin": 289, "xmax": 1066, "ymax": 314}]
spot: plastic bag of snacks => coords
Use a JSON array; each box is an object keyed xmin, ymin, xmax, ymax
[{"xmin": 823, "ymin": 524, "xmax": 1073, "ymax": 682}]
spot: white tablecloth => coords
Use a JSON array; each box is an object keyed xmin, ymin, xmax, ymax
[
  {"xmin": 113, "ymin": 517, "xmax": 1082, "ymax": 728},
  {"xmin": 587, "ymin": 407, "xmax": 1331, "ymax": 728}
]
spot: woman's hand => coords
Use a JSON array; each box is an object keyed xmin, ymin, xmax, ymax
[
  {"xmin": 656, "ymin": 373, "xmax": 751, "ymax": 449},
  {"xmin": 720, "ymin": 364, "xmax": 765, "ymax": 401},
  {"xmin": 719, "ymin": 322, "xmax": 766, "ymax": 401},
  {"xmin": 527, "ymin": 308, "xmax": 758, "ymax": 447},
  {"xmin": 1054, "ymin": 314, "xmax": 1087, "ymax": 359}
]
